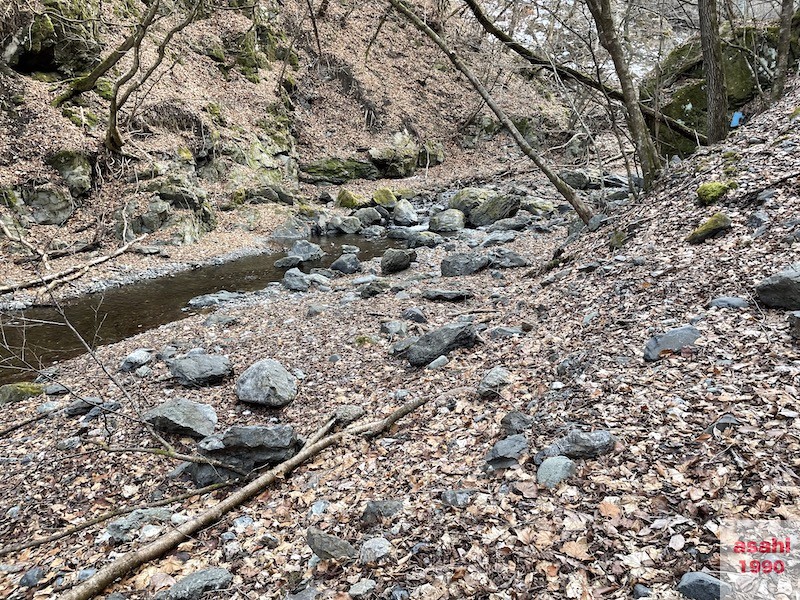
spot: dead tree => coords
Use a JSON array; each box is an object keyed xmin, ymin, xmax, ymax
[
  {"xmin": 698, "ymin": 0, "xmax": 728, "ymax": 143},
  {"xmin": 585, "ymin": 0, "xmax": 663, "ymax": 190},
  {"xmin": 771, "ymin": 0, "xmax": 796, "ymax": 102}
]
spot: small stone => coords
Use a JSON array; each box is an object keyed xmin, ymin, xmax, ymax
[
  {"xmin": 487, "ymin": 247, "xmax": 528, "ymax": 268},
  {"xmin": 501, "ymin": 411, "xmax": 533, "ymax": 435},
  {"xmin": 381, "ymin": 320, "xmax": 408, "ymax": 339},
  {"xmin": 441, "ymin": 489, "xmax": 474, "ymax": 508},
  {"xmin": 401, "ymin": 307, "xmax": 427, "ymax": 323},
  {"xmin": 307, "ymin": 304, "xmax": 328, "ymax": 317},
  {"xmin": 633, "ymin": 583, "xmax": 652, "ymax": 598},
  {"xmin": 187, "ymin": 291, "xmax": 244, "ymax": 308},
  {"xmin": 143, "ymin": 399, "xmax": 217, "ymax": 438},
  {"xmin": 392, "ymin": 199, "xmax": 419, "ymax": 225},
  {"xmin": 537, "ymin": 456, "xmax": 576, "ymax": 488},
  {"xmin": 485, "ymin": 434, "xmax": 528, "ymax": 471},
  {"xmin": 45, "ymin": 383, "xmax": 69, "ymax": 396},
  {"xmin": 686, "ymin": 212, "xmax": 732, "ymax": 244},
  {"xmin": 755, "ymin": 263, "xmax": 800, "ymax": 310},
  {"xmin": 477, "ymin": 367, "xmax": 511, "ymax": 398},
  {"xmin": 20, "ymin": 567, "xmax": 44, "ymax": 587},
  {"xmin": 789, "ymin": 311, "xmax": 800, "ymax": 340},
  {"xmin": 381, "ymin": 248, "xmax": 416, "ymax": 275},
  {"xmin": 429, "ymin": 208, "xmax": 465, "ymax": 232},
  {"xmin": 360, "ymin": 537, "xmax": 392, "ymax": 564},
  {"xmin": 426, "ymin": 355, "xmax": 449, "ymax": 369},
  {"xmin": 480, "ymin": 230, "xmax": 517, "ymax": 247},
  {"xmin": 330, "ymin": 253, "xmax": 361, "ymax": 274},
  {"xmin": 306, "ymin": 527, "xmax": 357, "ymax": 560},
  {"xmin": 422, "ymin": 288, "xmax": 474, "ymax": 302},
  {"xmin": 169, "ymin": 353, "xmax": 232, "ymax": 386},
  {"xmin": 676, "ymin": 572, "xmax": 731, "ymax": 600},
  {"xmin": 706, "ymin": 296, "xmax": 749, "ymax": 309},
  {"xmin": 538, "ymin": 430, "xmax": 616, "ymax": 462},
  {"xmin": 283, "ymin": 268, "xmax": 310, "ymax": 291},
  {"xmin": 406, "ymin": 322, "xmax": 478, "ymax": 366},
  {"xmin": 644, "ymin": 326, "xmax": 701, "ymax": 361},
  {"xmin": 361, "ymin": 499, "xmax": 404, "ymax": 525},
  {"xmin": 335, "ymin": 404, "xmax": 365, "ymax": 424},
  {"xmin": 166, "ymin": 567, "xmax": 233, "ymax": 600},
  {"xmin": 488, "ymin": 326, "xmax": 525, "ymax": 339},
  {"xmin": 349, "ymin": 579, "xmax": 377, "ymax": 598},
  {"xmin": 56, "ymin": 436, "xmax": 82, "ymax": 450},
  {"xmin": 274, "ymin": 256, "xmax": 302, "ymax": 268},
  {"xmin": 441, "ymin": 253, "xmax": 490, "ymax": 277},
  {"xmin": 289, "ymin": 240, "xmax": 324, "ymax": 262}
]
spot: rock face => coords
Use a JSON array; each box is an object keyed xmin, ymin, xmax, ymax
[
  {"xmin": 169, "ymin": 352, "xmax": 232, "ymax": 386},
  {"xmin": 300, "ymin": 158, "xmax": 379, "ymax": 184},
  {"xmin": 306, "ymin": 527, "xmax": 357, "ymax": 560},
  {"xmin": 47, "ymin": 150, "xmax": 92, "ymax": 197},
  {"xmin": 192, "ymin": 425, "xmax": 301, "ymax": 484},
  {"xmin": 163, "ymin": 568, "xmax": 233, "ymax": 600},
  {"xmin": 406, "ymin": 323, "xmax": 478, "ymax": 366},
  {"xmin": 429, "ymin": 208, "xmax": 466, "ymax": 232},
  {"xmin": 643, "ymin": 325, "xmax": 701, "ymax": 361},
  {"xmin": 537, "ymin": 456, "xmax": 577, "ymax": 488},
  {"xmin": 236, "ymin": 359, "xmax": 298, "ymax": 407},
  {"xmin": 23, "ymin": 183, "xmax": 75, "ymax": 225},
  {"xmin": 441, "ymin": 253, "xmax": 490, "ymax": 277},
  {"xmin": 381, "ymin": 248, "xmax": 415, "ymax": 275},
  {"xmin": 143, "ymin": 399, "xmax": 217, "ymax": 438},
  {"xmin": 755, "ymin": 263, "xmax": 800, "ymax": 309},
  {"xmin": 676, "ymin": 572, "xmax": 731, "ymax": 600},
  {"xmin": 368, "ymin": 132, "xmax": 419, "ymax": 178}
]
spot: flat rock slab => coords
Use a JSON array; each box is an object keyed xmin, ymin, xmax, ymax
[
  {"xmin": 169, "ymin": 353, "xmax": 232, "ymax": 386},
  {"xmin": 406, "ymin": 323, "xmax": 478, "ymax": 366},
  {"xmin": 187, "ymin": 290, "xmax": 244, "ymax": 308},
  {"xmin": 160, "ymin": 568, "xmax": 233, "ymax": 600},
  {"xmin": 422, "ymin": 289, "xmax": 474, "ymax": 302},
  {"xmin": 706, "ymin": 296, "xmax": 749, "ymax": 309},
  {"xmin": 119, "ymin": 348, "xmax": 154, "ymax": 372},
  {"xmin": 643, "ymin": 326, "xmax": 701, "ymax": 361},
  {"xmin": 236, "ymin": 358, "xmax": 298, "ymax": 407},
  {"xmin": 756, "ymin": 263, "xmax": 800, "ymax": 309},
  {"xmin": 307, "ymin": 527, "xmax": 357, "ymax": 560},
  {"xmin": 143, "ymin": 398, "xmax": 217, "ymax": 438},
  {"xmin": 485, "ymin": 434, "xmax": 528, "ymax": 471}
]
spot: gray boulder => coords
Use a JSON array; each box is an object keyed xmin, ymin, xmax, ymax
[
  {"xmin": 381, "ymin": 248, "xmax": 416, "ymax": 275},
  {"xmin": 422, "ymin": 288, "xmax": 474, "ymax": 302},
  {"xmin": 477, "ymin": 366, "xmax": 511, "ymax": 398},
  {"xmin": 449, "ymin": 187, "xmax": 492, "ymax": 218},
  {"xmin": 143, "ymin": 399, "xmax": 217, "ymax": 438},
  {"xmin": 289, "ymin": 240, "xmax": 324, "ymax": 262},
  {"xmin": 47, "ymin": 150, "xmax": 93, "ymax": 197},
  {"xmin": 163, "ymin": 568, "xmax": 233, "ymax": 600},
  {"xmin": 361, "ymin": 499, "xmax": 404, "ymax": 526},
  {"xmin": 755, "ymin": 263, "xmax": 800, "ymax": 309},
  {"xmin": 401, "ymin": 307, "xmax": 427, "ymax": 323},
  {"xmin": 537, "ymin": 456, "xmax": 577, "ymax": 488},
  {"xmin": 487, "ymin": 213, "xmax": 531, "ymax": 232},
  {"xmin": 236, "ymin": 359, "xmax": 298, "ymax": 407},
  {"xmin": 283, "ymin": 268, "xmax": 310, "ymax": 291},
  {"xmin": 480, "ymin": 230, "xmax": 517, "ymax": 247},
  {"xmin": 107, "ymin": 508, "xmax": 172, "ymax": 542},
  {"xmin": 559, "ymin": 169, "xmax": 590, "ymax": 189},
  {"xmin": 676, "ymin": 572, "xmax": 731, "ymax": 600},
  {"xmin": 354, "ymin": 207, "xmax": 382, "ymax": 226},
  {"xmin": 441, "ymin": 253, "xmax": 490, "ymax": 277},
  {"xmin": 306, "ymin": 527, "xmax": 357, "ymax": 560},
  {"xmin": 468, "ymin": 194, "xmax": 520, "ymax": 227},
  {"xmin": 330, "ymin": 216, "xmax": 362, "ymax": 234},
  {"xmin": 406, "ymin": 323, "xmax": 478, "ymax": 366},
  {"xmin": 441, "ymin": 490, "xmax": 474, "ymax": 508},
  {"xmin": 429, "ymin": 208, "xmax": 465, "ymax": 232},
  {"xmin": 644, "ymin": 325, "xmax": 701, "ymax": 361},
  {"xmin": 360, "ymin": 537, "xmax": 392, "ymax": 564},
  {"xmin": 169, "ymin": 353, "xmax": 232, "ymax": 386},
  {"xmin": 119, "ymin": 348, "xmax": 154, "ymax": 373},
  {"xmin": 485, "ymin": 434, "xmax": 528, "ymax": 470},
  {"xmin": 393, "ymin": 199, "xmax": 419, "ymax": 226},
  {"xmin": 23, "ymin": 184, "xmax": 75, "ymax": 225},
  {"xmin": 488, "ymin": 248, "xmax": 529, "ymax": 268},
  {"xmin": 501, "ymin": 411, "xmax": 533, "ymax": 435},
  {"xmin": 406, "ymin": 231, "xmax": 444, "ymax": 248},
  {"xmin": 331, "ymin": 253, "xmax": 361, "ymax": 274},
  {"xmin": 381, "ymin": 320, "xmax": 408, "ymax": 339}
]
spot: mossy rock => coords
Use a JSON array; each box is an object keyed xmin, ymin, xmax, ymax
[
  {"xmin": 373, "ymin": 188, "xmax": 398, "ymax": 209},
  {"xmin": 300, "ymin": 158, "xmax": 379, "ymax": 184},
  {"xmin": 468, "ymin": 193, "xmax": 520, "ymax": 227},
  {"xmin": 686, "ymin": 212, "xmax": 732, "ymax": 244},
  {"xmin": 62, "ymin": 107, "xmax": 99, "ymax": 129},
  {"xmin": 449, "ymin": 187, "xmax": 494, "ymax": 218},
  {"xmin": 0, "ymin": 187, "xmax": 23, "ymax": 210},
  {"xmin": 0, "ymin": 383, "xmax": 44, "ymax": 405},
  {"xmin": 46, "ymin": 150, "xmax": 92, "ymax": 196},
  {"xmin": 697, "ymin": 181, "xmax": 733, "ymax": 205},
  {"xmin": 608, "ymin": 229, "xmax": 627, "ymax": 250},
  {"xmin": 94, "ymin": 78, "xmax": 115, "ymax": 101},
  {"xmin": 368, "ymin": 132, "xmax": 419, "ymax": 178},
  {"xmin": 417, "ymin": 141, "xmax": 444, "ymax": 167},
  {"xmin": 790, "ymin": 106, "xmax": 800, "ymax": 121},
  {"xmin": 336, "ymin": 189, "xmax": 370, "ymax": 209}
]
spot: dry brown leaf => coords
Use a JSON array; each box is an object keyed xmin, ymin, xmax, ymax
[{"xmin": 561, "ymin": 539, "xmax": 592, "ymax": 561}]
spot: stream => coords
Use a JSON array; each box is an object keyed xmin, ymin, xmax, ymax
[{"xmin": 0, "ymin": 234, "xmax": 396, "ymax": 385}]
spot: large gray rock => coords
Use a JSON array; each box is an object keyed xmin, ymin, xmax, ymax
[
  {"xmin": 406, "ymin": 231, "xmax": 444, "ymax": 248},
  {"xmin": 468, "ymin": 193, "xmax": 520, "ymax": 227},
  {"xmin": 406, "ymin": 323, "xmax": 478, "ymax": 366},
  {"xmin": 393, "ymin": 199, "xmax": 419, "ymax": 226},
  {"xmin": 361, "ymin": 500, "xmax": 404, "ymax": 526},
  {"xmin": 477, "ymin": 366, "xmax": 511, "ymax": 398},
  {"xmin": 23, "ymin": 184, "xmax": 75, "ymax": 225},
  {"xmin": 143, "ymin": 399, "xmax": 217, "ymax": 438},
  {"xmin": 441, "ymin": 253, "xmax": 489, "ymax": 277},
  {"xmin": 289, "ymin": 240, "xmax": 324, "ymax": 262},
  {"xmin": 236, "ymin": 359, "xmax": 298, "ymax": 407},
  {"xmin": 306, "ymin": 527, "xmax": 357, "ymax": 560},
  {"xmin": 381, "ymin": 248, "xmax": 416, "ymax": 275},
  {"xmin": 539, "ymin": 430, "xmax": 616, "ymax": 461},
  {"xmin": 643, "ymin": 325, "xmax": 701, "ymax": 361},
  {"xmin": 360, "ymin": 537, "xmax": 392, "ymax": 564},
  {"xmin": 283, "ymin": 268, "xmax": 310, "ymax": 291},
  {"xmin": 192, "ymin": 425, "xmax": 301, "ymax": 484},
  {"xmin": 163, "ymin": 568, "xmax": 233, "ymax": 600},
  {"xmin": 354, "ymin": 207, "xmax": 382, "ymax": 226},
  {"xmin": 449, "ymin": 187, "xmax": 493, "ymax": 218},
  {"xmin": 47, "ymin": 150, "xmax": 92, "ymax": 197},
  {"xmin": 756, "ymin": 263, "xmax": 800, "ymax": 309},
  {"xmin": 169, "ymin": 353, "xmax": 232, "ymax": 386},
  {"xmin": 485, "ymin": 434, "xmax": 528, "ymax": 470},
  {"xmin": 487, "ymin": 213, "xmax": 531, "ymax": 232},
  {"xmin": 331, "ymin": 253, "xmax": 361, "ymax": 274},
  {"xmin": 488, "ymin": 248, "xmax": 529, "ymax": 268},
  {"xmin": 676, "ymin": 572, "xmax": 731, "ymax": 600},
  {"xmin": 537, "ymin": 456, "xmax": 576, "ymax": 488},
  {"xmin": 429, "ymin": 208, "xmax": 466, "ymax": 232},
  {"xmin": 119, "ymin": 348, "xmax": 154, "ymax": 372},
  {"xmin": 187, "ymin": 290, "xmax": 244, "ymax": 308},
  {"xmin": 422, "ymin": 288, "xmax": 474, "ymax": 302}
]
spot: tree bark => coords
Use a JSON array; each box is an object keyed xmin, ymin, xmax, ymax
[
  {"xmin": 771, "ymin": 0, "xmax": 795, "ymax": 102},
  {"xmin": 388, "ymin": 0, "xmax": 593, "ymax": 223},
  {"xmin": 585, "ymin": 0, "xmax": 662, "ymax": 190},
  {"xmin": 462, "ymin": 0, "xmax": 707, "ymax": 146},
  {"xmin": 698, "ymin": 0, "xmax": 728, "ymax": 143}
]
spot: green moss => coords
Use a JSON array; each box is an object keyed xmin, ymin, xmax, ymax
[
  {"xmin": 790, "ymin": 106, "xmax": 800, "ymax": 121},
  {"xmin": 94, "ymin": 78, "xmax": 115, "ymax": 101},
  {"xmin": 373, "ymin": 188, "xmax": 397, "ymax": 208},
  {"xmin": 697, "ymin": 181, "xmax": 733, "ymax": 205},
  {"xmin": 0, "ymin": 187, "xmax": 21, "ymax": 209},
  {"xmin": 336, "ymin": 189, "xmax": 368, "ymax": 209},
  {"xmin": 177, "ymin": 147, "xmax": 194, "ymax": 163},
  {"xmin": 0, "ymin": 383, "xmax": 45, "ymax": 405},
  {"xmin": 609, "ymin": 229, "xmax": 627, "ymax": 250},
  {"xmin": 62, "ymin": 107, "xmax": 99, "ymax": 129},
  {"xmin": 205, "ymin": 102, "xmax": 225, "ymax": 124},
  {"xmin": 296, "ymin": 203, "xmax": 319, "ymax": 217},
  {"xmin": 686, "ymin": 212, "xmax": 732, "ymax": 244},
  {"xmin": 355, "ymin": 334, "xmax": 375, "ymax": 346},
  {"xmin": 28, "ymin": 14, "xmax": 56, "ymax": 53},
  {"xmin": 300, "ymin": 158, "xmax": 380, "ymax": 184},
  {"xmin": 31, "ymin": 71, "xmax": 60, "ymax": 82}
]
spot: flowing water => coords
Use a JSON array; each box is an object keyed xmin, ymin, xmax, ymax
[{"xmin": 0, "ymin": 235, "xmax": 395, "ymax": 385}]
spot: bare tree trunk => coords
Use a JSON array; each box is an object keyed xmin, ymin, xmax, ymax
[
  {"xmin": 771, "ymin": 0, "xmax": 795, "ymax": 102},
  {"xmin": 698, "ymin": 0, "xmax": 728, "ymax": 143},
  {"xmin": 585, "ymin": 0, "xmax": 662, "ymax": 190},
  {"xmin": 389, "ymin": 0, "xmax": 593, "ymax": 223},
  {"xmin": 462, "ymin": 0, "xmax": 707, "ymax": 146}
]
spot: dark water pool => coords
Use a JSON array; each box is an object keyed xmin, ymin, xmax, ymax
[{"xmin": 0, "ymin": 235, "xmax": 395, "ymax": 385}]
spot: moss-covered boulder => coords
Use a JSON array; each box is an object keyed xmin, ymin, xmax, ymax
[
  {"xmin": 368, "ymin": 132, "xmax": 419, "ymax": 178},
  {"xmin": 300, "ymin": 158, "xmax": 379, "ymax": 184},
  {"xmin": 449, "ymin": 187, "xmax": 495, "ymax": 219},
  {"xmin": 697, "ymin": 181, "xmax": 733, "ymax": 205},
  {"xmin": 46, "ymin": 150, "xmax": 92, "ymax": 197},
  {"xmin": 0, "ymin": 383, "xmax": 44, "ymax": 405},
  {"xmin": 468, "ymin": 194, "xmax": 520, "ymax": 227},
  {"xmin": 373, "ymin": 188, "xmax": 398, "ymax": 209},
  {"xmin": 418, "ymin": 141, "xmax": 445, "ymax": 167},
  {"xmin": 336, "ymin": 189, "xmax": 370, "ymax": 209},
  {"xmin": 687, "ymin": 212, "xmax": 732, "ymax": 244}
]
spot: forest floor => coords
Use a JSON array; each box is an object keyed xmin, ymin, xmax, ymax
[{"xmin": 0, "ymin": 74, "xmax": 798, "ymax": 600}]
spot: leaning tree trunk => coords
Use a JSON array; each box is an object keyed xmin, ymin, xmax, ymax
[
  {"xmin": 771, "ymin": 0, "xmax": 796, "ymax": 102},
  {"xmin": 698, "ymin": 0, "xmax": 728, "ymax": 143},
  {"xmin": 585, "ymin": 0, "xmax": 662, "ymax": 191},
  {"xmin": 388, "ymin": 0, "xmax": 593, "ymax": 223}
]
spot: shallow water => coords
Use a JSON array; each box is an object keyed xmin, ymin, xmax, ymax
[{"xmin": 0, "ymin": 235, "xmax": 395, "ymax": 385}]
